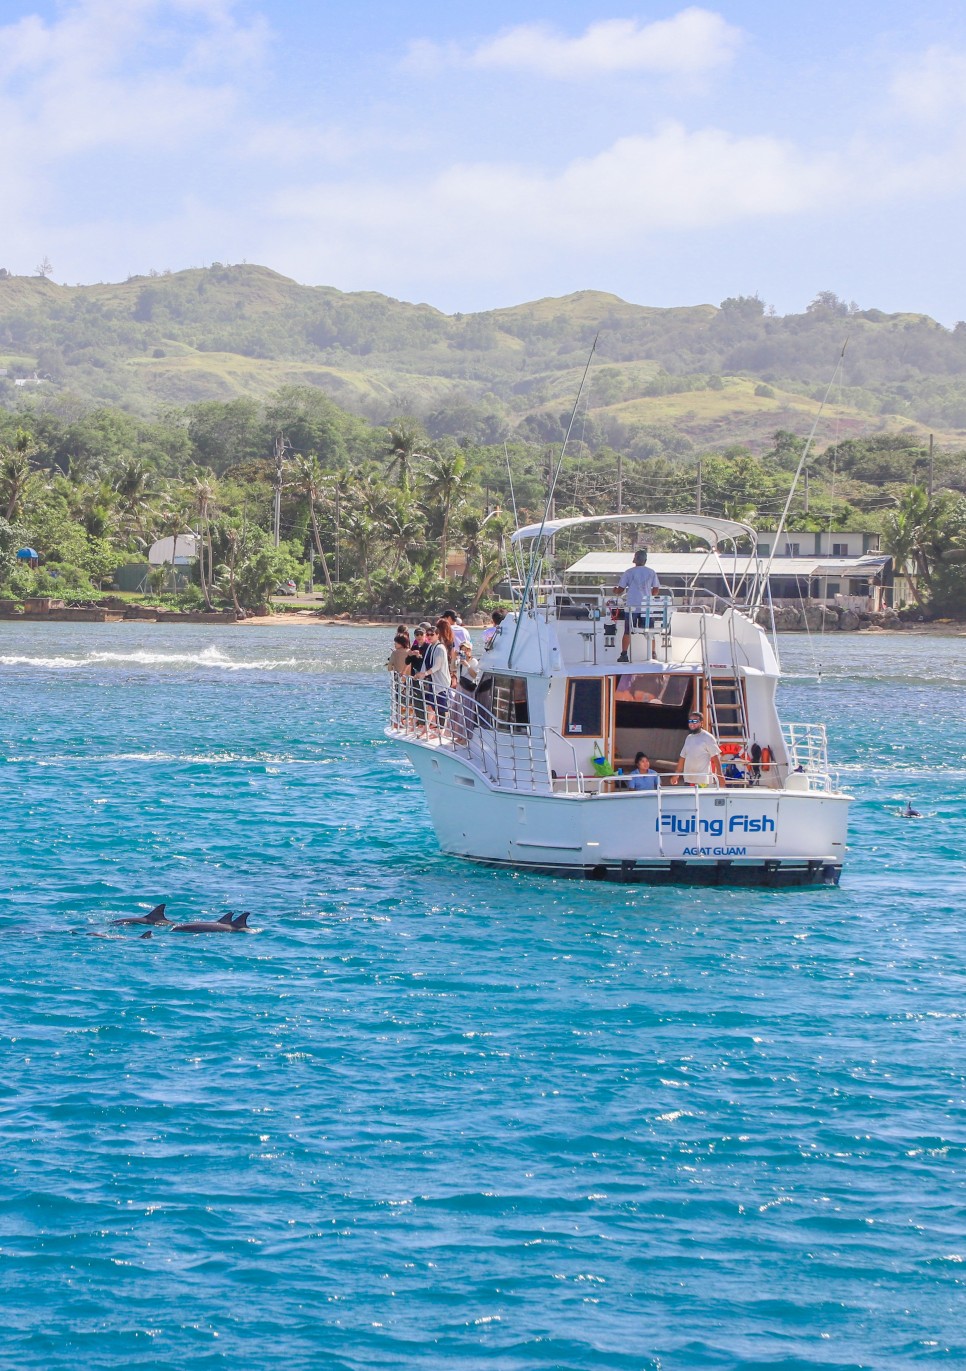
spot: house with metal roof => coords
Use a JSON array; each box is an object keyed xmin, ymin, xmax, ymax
[{"xmin": 566, "ymin": 532, "xmax": 900, "ymax": 612}]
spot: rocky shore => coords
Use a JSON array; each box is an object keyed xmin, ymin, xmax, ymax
[{"xmin": 760, "ymin": 605, "xmax": 903, "ymax": 632}]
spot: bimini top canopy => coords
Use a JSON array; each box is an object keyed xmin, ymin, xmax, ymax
[{"xmin": 510, "ymin": 512, "xmax": 756, "ymax": 550}]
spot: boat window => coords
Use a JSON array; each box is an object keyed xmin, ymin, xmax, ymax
[
  {"xmin": 614, "ymin": 673, "xmax": 695, "ymax": 731},
  {"xmin": 481, "ymin": 673, "xmax": 529, "ymax": 728},
  {"xmin": 564, "ymin": 678, "xmax": 603, "ymax": 736},
  {"xmin": 614, "ymin": 673, "xmax": 690, "ymax": 707}
]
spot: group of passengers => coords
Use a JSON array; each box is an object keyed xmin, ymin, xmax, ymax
[{"xmin": 388, "ymin": 609, "xmax": 505, "ymax": 737}]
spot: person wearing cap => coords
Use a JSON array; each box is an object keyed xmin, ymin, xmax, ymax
[
  {"xmin": 613, "ymin": 549, "xmax": 661, "ymax": 663},
  {"xmin": 406, "ymin": 627, "xmax": 428, "ymax": 673},
  {"xmin": 670, "ymin": 713, "xmax": 723, "ymax": 787}
]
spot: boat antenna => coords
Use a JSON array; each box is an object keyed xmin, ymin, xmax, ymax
[
  {"xmin": 504, "ymin": 441, "xmax": 520, "ymax": 533},
  {"xmin": 508, "ymin": 334, "xmax": 599, "ymax": 668},
  {"xmin": 503, "ymin": 441, "xmax": 526, "ymax": 593},
  {"xmin": 752, "ymin": 338, "xmax": 849, "ymax": 613}
]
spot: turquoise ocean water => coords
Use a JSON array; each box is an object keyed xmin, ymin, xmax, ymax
[{"xmin": 0, "ymin": 623, "xmax": 964, "ymax": 1370}]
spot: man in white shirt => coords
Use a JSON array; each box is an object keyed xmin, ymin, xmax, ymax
[
  {"xmin": 670, "ymin": 712, "xmax": 723, "ymax": 787},
  {"xmin": 442, "ymin": 608, "xmax": 471, "ymax": 652},
  {"xmin": 613, "ymin": 549, "xmax": 661, "ymax": 663}
]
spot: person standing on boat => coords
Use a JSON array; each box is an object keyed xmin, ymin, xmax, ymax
[
  {"xmin": 670, "ymin": 713, "xmax": 723, "ymax": 787},
  {"xmin": 613, "ymin": 549, "xmax": 661, "ymax": 663},
  {"xmin": 416, "ymin": 622, "xmax": 454, "ymax": 734},
  {"xmin": 442, "ymin": 609, "xmax": 471, "ymax": 654}
]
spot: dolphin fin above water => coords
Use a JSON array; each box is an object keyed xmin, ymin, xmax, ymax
[
  {"xmin": 110, "ymin": 903, "xmax": 171, "ymax": 927},
  {"xmin": 171, "ymin": 912, "xmax": 246, "ymax": 933},
  {"xmin": 231, "ymin": 911, "xmax": 252, "ymax": 929}
]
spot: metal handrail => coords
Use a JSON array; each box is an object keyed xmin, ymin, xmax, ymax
[
  {"xmin": 546, "ymin": 727, "xmax": 585, "ymax": 794},
  {"xmin": 388, "ymin": 675, "xmax": 553, "ymax": 794},
  {"xmin": 780, "ymin": 721, "xmax": 835, "ymax": 792}
]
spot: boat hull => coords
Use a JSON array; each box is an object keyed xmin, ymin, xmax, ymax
[{"xmin": 397, "ymin": 740, "xmax": 850, "ymax": 887}]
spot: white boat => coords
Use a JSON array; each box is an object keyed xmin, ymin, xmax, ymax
[{"xmin": 386, "ymin": 514, "xmax": 852, "ymax": 886}]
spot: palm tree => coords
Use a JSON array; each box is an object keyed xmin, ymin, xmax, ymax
[
  {"xmin": 373, "ymin": 485, "xmax": 422, "ymax": 574},
  {"xmin": 80, "ymin": 482, "xmax": 118, "ymax": 539},
  {"xmin": 883, "ymin": 486, "xmax": 932, "ymax": 607},
  {"xmin": 191, "ymin": 474, "xmax": 218, "ymax": 609},
  {"xmin": 113, "ymin": 460, "xmax": 158, "ymax": 543},
  {"xmin": 291, "ymin": 453, "xmax": 334, "ymax": 599},
  {"xmin": 0, "ymin": 431, "xmax": 41, "ymax": 522},
  {"xmin": 386, "ymin": 420, "xmax": 426, "ymax": 492},
  {"xmin": 422, "ymin": 451, "xmax": 469, "ymax": 580}
]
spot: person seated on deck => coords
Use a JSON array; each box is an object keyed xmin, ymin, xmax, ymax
[
  {"xmin": 613, "ymin": 549, "xmax": 661, "ymax": 663},
  {"xmin": 627, "ymin": 752, "xmax": 660, "ymax": 791},
  {"xmin": 670, "ymin": 713, "xmax": 723, "ymax": 787}
]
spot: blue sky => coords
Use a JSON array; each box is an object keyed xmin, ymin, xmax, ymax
[{"xmin": 2, "ymin": 0, "xmax": 965, "ymax": 321}]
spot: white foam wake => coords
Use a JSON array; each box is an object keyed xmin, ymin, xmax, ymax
[{"xmin": 0, "ymin": 646, "xmax": 299, "ymax": 671}]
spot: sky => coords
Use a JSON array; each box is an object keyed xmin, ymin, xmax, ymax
[{"xmin": 1, "ymin": 0, "xmax": 965, "ymax": 322}]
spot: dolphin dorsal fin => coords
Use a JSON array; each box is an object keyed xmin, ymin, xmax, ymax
[
  {"xmin": 140, "ymin": 930, "xmax": 153, "ymax": 939},
  {"xmin": 146, "ymin": 904, "xmax": 167, "ymax": 923},
  {"xmin": 232, "ymin": 911, "xmax": 251, "ymax": 928},
  {"xmin": 217, "ymin": 911, "xmax": 235, "ymax": 925}
]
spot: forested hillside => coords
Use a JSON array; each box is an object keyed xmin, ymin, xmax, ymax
[
  {"xmin": 3, "ymin": 266, "xmax": 966, "ymax": 448},
  {"xmin": 2, "ymin": 266, "xmax": 966, "ymax": 618}
]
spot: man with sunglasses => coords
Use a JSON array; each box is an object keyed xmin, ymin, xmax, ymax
[{"xmin": 670, "ymin": 712, "xmax": 723, "ymax": 787}]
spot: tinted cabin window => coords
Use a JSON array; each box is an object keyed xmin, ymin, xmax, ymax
[
  {"xmin": 564, "ymin": 678, "xmax": 603, "ymax": 736},
  {"xmin": 483, "ymin": 674, "xmax": 529, "ymax": 728},
  {"xmin": 614, "ymin": 673, "xmax": 695, "ymax": 730}
]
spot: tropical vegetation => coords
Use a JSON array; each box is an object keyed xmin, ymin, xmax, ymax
[{"xmin": 1, "ymin": 385, "xmax": 964, "ymax": 615}]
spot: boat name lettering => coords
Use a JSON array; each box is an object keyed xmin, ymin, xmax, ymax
[
  {"xmin": 682, "ymin": 846, "xmax": 748, "ymax": 857},
  {"xmin": 657, "ymin": 813, "xmax": 776, "ymax": 837}
]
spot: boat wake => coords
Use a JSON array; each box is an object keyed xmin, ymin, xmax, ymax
[{"xmin": 0, "ymin": 647, "xmax": 299, "ymax": 672}]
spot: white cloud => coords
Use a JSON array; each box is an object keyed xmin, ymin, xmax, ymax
[
  {"xmin": 242, "ymin": 121, "xmax": 422, "ymax": 168},
  {"xmin": 890, "ymin": 46, "xmax": 966, "ymax": 123},
  {"xmin": 403, "ymin": 8, "xmax": 743, "ymax": 79},
  {"xmin": 0, "ymin": 0, "xmax": 265, "ymax": 155},
  {"xmin": 0, "ymin": 0, "xmax": 266, "ymax": 269},
  {"xmin": 270, "ymin": 122, "xmax": 841, "ymax": 288}
]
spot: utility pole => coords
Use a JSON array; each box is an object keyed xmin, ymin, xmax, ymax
[
  {"xmin": 616, "ymin": 452, "xmax": 623, "ymax": 550},
  {"xmin": 696, "ymin": 459, "xmax": 702, "ymax": 515},
  {"xmin": 928, "ymin": 433, "xmax": 934, "ymax": 503},
  {"xmin": 272, "ymin": 433, "xmax": 287, "ymax": 548},
  {"xmin": 804, "ymin": 467, "xmax": 810, "ymax": 515}
]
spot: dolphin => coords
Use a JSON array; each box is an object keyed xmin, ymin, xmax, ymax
[
  {"xmin": 231, "ymin": 911, "xmax": 252, "ymax": 930},
  {"xmin": 170, "ymin": 912, "xmax": 241, "ymax": 934},
  {"xmin": 110, "ymin": 903, "xmax": 172, "ymax": 927}
]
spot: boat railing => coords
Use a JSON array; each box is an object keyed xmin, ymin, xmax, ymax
[
  {"xmin": 780, "ymin": 721, "xmax": 835, "ymax": 793},
  {"xmin": 547, "ymin": 728, "xmax": 585, "ymax": 794},
  {"xmin": 514, "ymin": 582, "xmax": 675, "ymax": 633},
  {"xmin": 388, "ymin": 675, "xmax": 553, "ymax": 794}
]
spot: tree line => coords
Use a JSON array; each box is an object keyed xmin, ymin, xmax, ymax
[{"xmin": 1, "ymin": 387, "xmax": 965, "ymax": 614}]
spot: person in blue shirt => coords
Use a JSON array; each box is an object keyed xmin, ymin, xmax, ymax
[
  {"xmin": 613, "ymin": 549, "xmax": 661, "ymax": 663},
  {"xmin": 627, "ymin": 752, "xmax": 660, "ymax": 791}
]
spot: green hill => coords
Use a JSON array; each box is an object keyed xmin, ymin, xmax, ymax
[{"xmin": 2, "ymin": 265, "xmax": 966, "ymax": 449}]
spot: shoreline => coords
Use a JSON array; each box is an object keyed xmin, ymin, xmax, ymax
[{"xmin": 0, "ymin": 608, "xmax": 964, "ymax": 636}]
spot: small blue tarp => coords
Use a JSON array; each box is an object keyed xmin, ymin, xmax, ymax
[{"xmin": 16, "ymin": 548, "xmax": 39, "ymax": 559}]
